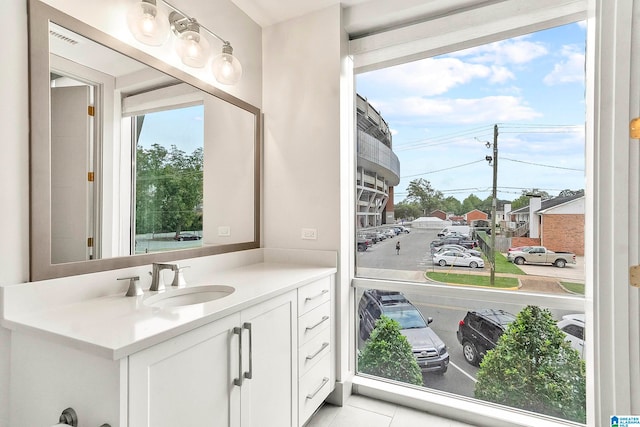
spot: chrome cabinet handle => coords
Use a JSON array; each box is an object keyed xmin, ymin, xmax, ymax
[
  {"xmin": 243, "ymin": 322, "xmax": 253, "ymax": 380},
  {"xmin": 233, "ymin": 326, "xmax": 243, "ymax": 386},
  {"xmin": 306, "ymin": 377, "xmax": 329, "ymax": 400},
  {"xmin": 306, "ymin": 316, "xmax": 329, "ymax": 331},
  {"xmin": 306, "ymin": 342, "xmax": 329, "ymax": 360},
  {"xmin": 305, "ymin": 289, "xmax": 329, "ymax": 302}
]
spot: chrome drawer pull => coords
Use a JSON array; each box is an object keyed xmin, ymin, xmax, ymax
[
  {"xmin": 243, "ymin": 322, "xmax": 253, "ymax": 380},
  {"xmin": 306, "ymin": 316, "xmax": 329, "ymax": 331},
  {"xmin": 306, "ymin": 377, "xmax": 330, "ymax": 400},
  {"xmin": 305, "ymin": 289, "xmax": 329, "ymax": 302},
  {"xmin": 306, "ymin": 342, "xmax": 329, "ymax": 360},
  {"xmin": 233, "ymin": 327, "xmax": 243, "ymax": 386}
]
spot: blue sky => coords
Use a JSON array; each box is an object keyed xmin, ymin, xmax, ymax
[
  {"xmin": 356, "ymin": 22, "xmax": 586, "ymax": 204},
  {"xmin": 138, "ymin": 105, "xmax": 204, "ymax": 153}
]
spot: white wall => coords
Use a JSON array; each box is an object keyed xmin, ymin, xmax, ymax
[
  {"xmin": 262, "ymin": 6, "xmax": 342, "ymax": 250},
  {"xmin": 262, "ymin": 5, "xmax": 354, "ymax": 399},
  {"xmin": 0, "ymin": 1, "xmax": 30, "ymax": 425},
  {"xmin": 0, "ymin": 1, "xmax": 262, "ymax": 426}
]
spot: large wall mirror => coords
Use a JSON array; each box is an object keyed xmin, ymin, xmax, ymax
[{"xmin": 29, "ymin": 0, "xmax": 260, "ymax": 280}]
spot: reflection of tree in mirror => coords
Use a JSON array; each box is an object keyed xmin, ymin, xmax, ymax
[{"xmin": 136, "ymin": 143, "xmax": 203, "ymax": 236}]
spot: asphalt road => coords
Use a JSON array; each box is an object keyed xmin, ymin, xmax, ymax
[{"xmin": 355, "ymin": 227, "xmax": 582, "ymax": 396}]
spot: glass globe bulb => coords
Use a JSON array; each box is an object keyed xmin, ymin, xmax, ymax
[
  {"xmin": 175, "ymin": 29, "xmax": 211, "ymax": 68},
  {"xmin": 212, "ymin": 51, "xmax": 243, "ymax": 85},
  {"xmin": 127, "ymin": 0, "xmax": 169, "ymax": 46}
]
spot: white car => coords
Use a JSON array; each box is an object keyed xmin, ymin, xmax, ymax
[
  {"xmin": 433, "ymin": 244, "xmax": 482, "ymax": 258},
  {"xmin": 557, "ymin": 313, "xmax": 585, "ymax": 359},
  {"xmin": 433, "ymin": 250, "xmax": 484, "ymax": 268}
]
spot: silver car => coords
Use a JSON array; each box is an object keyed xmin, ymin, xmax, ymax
[{"xmin": 433, "ymin": 250, "xmax": 484, "ymax": 268}]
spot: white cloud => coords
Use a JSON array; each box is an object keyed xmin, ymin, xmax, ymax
[
  {"xmin": 361, "ymin": 56, "xmax": 521, "ymax": 96},
  {"xmin": 488, "ymin": 65, "xmax": 515, "ymax": 84},
  {"xmin": 543, "ymin": 45, "xmax": 585, "ymax": 85},
  {"xmin": 451, "ymin": 36, "xmax": 548, "ymax": 65},
  {"xmin": 379, "ymin": 95, "xmax": 542, "ymax": 124}
]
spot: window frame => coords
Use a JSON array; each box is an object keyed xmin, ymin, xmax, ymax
[{"xmin": 346, "ymin": 0, "xmax": 613, "ymax": 425}]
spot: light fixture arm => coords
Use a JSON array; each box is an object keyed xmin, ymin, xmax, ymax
[{"xmin": 163, "ymin": 1, "xmax": 229, "ymax": 45}]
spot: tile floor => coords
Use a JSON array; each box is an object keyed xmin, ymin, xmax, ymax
[{"xmin": 306, "ymin": 394, "xmax": 476, "ymax": 427}]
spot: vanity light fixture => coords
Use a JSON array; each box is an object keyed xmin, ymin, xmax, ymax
[
  {"xmin": 170, "ymin": 13, "xmax": 210, "ymax": 68},
  {"xmin": 211, "ymin": 42, "xmax": 243, "ymax": 85},
  {"xmin": 126, "ymin": 0, "xmax": 170, "ymax": 46},
  {"xmin": 127, "ymin": 0, "xmax": 243, "ymax": 84}
]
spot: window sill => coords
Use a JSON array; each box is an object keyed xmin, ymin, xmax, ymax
[{"xmin": 351, "ymin": 375, "xmax": 583, "ymax": 427}]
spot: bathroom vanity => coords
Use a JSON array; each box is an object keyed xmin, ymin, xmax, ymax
[{"xmin": 2, "ymin": 249, "xmax": 336, "ymax": 427}]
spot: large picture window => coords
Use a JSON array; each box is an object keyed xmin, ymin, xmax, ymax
[{"xmin": 354, "ymin": 21, "xmax": 587, "ymax": 424}]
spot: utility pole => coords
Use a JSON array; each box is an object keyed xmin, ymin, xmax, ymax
[{"xmin": 490, "ymin": 124, "xmax": 498, "ymax": 287}]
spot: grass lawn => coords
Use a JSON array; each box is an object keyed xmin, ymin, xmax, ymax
[
  {"xmin": 425, "ymin": 271, "xmax": 519, "ymax": 288},
  {"xmin": 494, "ymin": 252, "xmax": 526, "ymax": 274},
  {"xmin": 562, "ymin": 281, "xmax": 585, "ymax": 294}
]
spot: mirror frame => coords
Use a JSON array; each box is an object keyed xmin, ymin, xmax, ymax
[{"xmin": 28, "ymin": 0, "xmax": 261, "ymax": 281}]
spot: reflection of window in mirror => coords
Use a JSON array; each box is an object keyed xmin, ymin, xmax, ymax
[{"xmin": 130, "ymin": 104, "xmax": 205, "ymax": 255}]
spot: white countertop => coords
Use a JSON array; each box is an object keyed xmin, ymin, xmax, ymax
[{"xmin": 2, "ymin": 261, "xmax": 336, "ymax": 360}]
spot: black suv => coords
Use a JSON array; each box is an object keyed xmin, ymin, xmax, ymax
[
  {"xmin": 456, "ymin": 309, "xmax": 516, "ymax": 365},
  {"xmin": 359, "ymin": 290, "xmax": 449, "ymax": 374}
]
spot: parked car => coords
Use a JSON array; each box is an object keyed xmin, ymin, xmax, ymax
[
  {"xmin": 394, "ymin": 226, "xmax": 410, "ymax": 234},
  {"xmin": 507, "ymin": 246, "xmax": 576, "ymax": 268},
  {"xmin": 359, "ymin": 290, "xmax": 449, "ymax": 374},
  {"xmin": 357, "ymin": 238, "xmax": 371, "ymax": 251},
  {"xmin": 363, "ymin": 232, "xmax": 380, "ymax": 243},
  {"xmin": 174, "ymin": 232, "xmax": 202, "ymax": 241},
  {"xmin": 557, "ymin": 313, "xmax": 585, "ymax": 359},
  {"xmin": 456, "ymin": 309, "xmax": 516, "ymax": 365},
  {"xmin": 432, "ymin": 244, "xmax": 482, "ymax": 258},
  {"xmin": 433, "ymin": 250, "xmax": 484, "ymax": 268},
  {"xmin": 437, "ymin": 225, "xmax": 471, "ymax": 237},
  {"xmin": 382, "ymin": 229, "xmax": 396, "ymax": 238},
  {"xmin": 507, "ymin": 246, "xmax": 532, "ymax": 253}
]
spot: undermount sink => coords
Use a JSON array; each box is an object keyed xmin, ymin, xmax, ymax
[{"xmin": 144, "ymin": 285, "xmax": 235, "ymax": 308}]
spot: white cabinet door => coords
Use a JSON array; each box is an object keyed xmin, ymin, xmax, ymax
[
  {"xmin": 240, "ymin": 291, "xmax": 297, "ymax": 427},
  {"xmin": 129, "ymin": 312, "xmax": 241, "ymax": 427}
]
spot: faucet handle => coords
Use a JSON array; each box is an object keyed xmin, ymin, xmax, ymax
[
  {"xmin": 118, "ymin": 276, "xmax": 142, "ymax": 297},
  {"xmin": 171, "ymin": 266, "xmax": 190, "ymax": 288}
]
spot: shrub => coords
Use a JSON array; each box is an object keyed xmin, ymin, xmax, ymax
[
  {"xmin": 474, "ymin": 305, "xmax": 586, "ymax": 423},
  {"xmin": 358, "ymin": 315, "xmax": 423, "ymax": 386}
]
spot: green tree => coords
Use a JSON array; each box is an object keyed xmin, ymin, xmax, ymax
[
  {"xmin": 405, "ymin": 178, "xmax": 444, "ymax": 214},
  {"xmin": 475, "ymin": 306, "xmax": 586, "ymax": 423},
  {"xmin": 558, "ymin": 189, "xmax": 584, "ymax": 197},
  {"xmin": 358, "ymin": 316, "xmax": 423, "ymax": 386},
  {"xmin": 510, "ymin": 189, "xmax": 552, "ymax": 210},
  {"xmin": 394, "ymin": 201, "xmax": 422, "ymax": 220},
  {"xmin": 441, "ymin": 196, "xmax": 463, "ymax": 215},
  {"xmin": 461, "ymin": 193, "xmax": 483, "ymax": 213},
  {"xmin": 136, "ymin": 143, "xmax": 203, "ymax": 235}
]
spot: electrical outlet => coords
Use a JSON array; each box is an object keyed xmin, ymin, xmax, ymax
[
  {"xmin": 218, "ymin": 226, "xmax": 231, "ymax": 236},
  {"xmin": 301, "ymin": 228, "xmax": 317, "ymax": 240}
]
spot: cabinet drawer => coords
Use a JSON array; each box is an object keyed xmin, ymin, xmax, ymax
[
  {"xmin": 298, "ymin": 327, "xmax": 330, "ymax": 377},
  {"xmin": 298, "ymin": 276, "xmax": 331, "ymax": 315},
  {"xmin": 298, "ymin": 301, "xmax": 330, "ymax": 345},
  {"xmin": 299, "ymin": 354, "xmax": 332, "ymax": 426}
]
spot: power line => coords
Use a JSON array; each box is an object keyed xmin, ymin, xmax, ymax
[
  {"xmin": 501, "ymin": 157, "xmax": 584, "ymax": 171},
  {"xmin": 400, "ymin": 159, "xmax": 486, "ymax": 179}
]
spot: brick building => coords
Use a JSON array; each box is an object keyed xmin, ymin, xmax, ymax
[{"xmin": 510, "ymin": 194, "xmax": 585, "ymax": 255}]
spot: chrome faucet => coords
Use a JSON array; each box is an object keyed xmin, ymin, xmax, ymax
[{"xmin": 150, "ymin": 263, "xmax": 178, "ymax": 292}]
